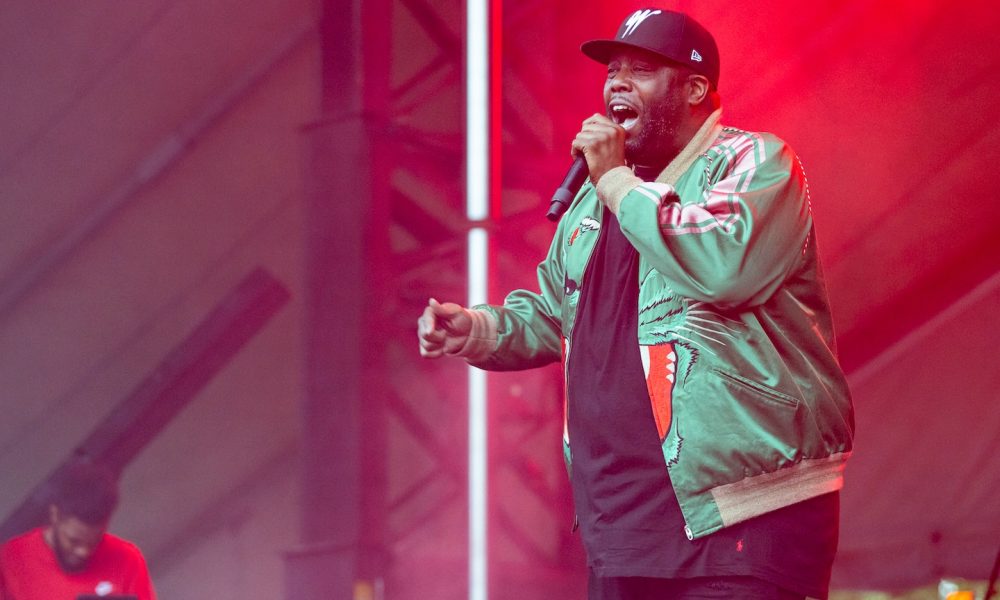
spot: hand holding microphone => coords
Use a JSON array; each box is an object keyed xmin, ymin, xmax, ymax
[{"xmin": 546, "ymin": 113, "xmax": 628, "ymax": 221}]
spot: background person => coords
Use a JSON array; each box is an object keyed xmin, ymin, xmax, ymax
[{"xmin": 0, "ymin": 460, "xmax": 156, "ymax": 600}]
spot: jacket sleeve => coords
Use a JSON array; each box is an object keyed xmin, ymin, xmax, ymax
[
  {"xmin": 468, "ymin": 207, "xmax": 571, "ymax": 371},
  {"xmin": 608, "ymin": 133, "xmax": 812, "ymax": 309}
]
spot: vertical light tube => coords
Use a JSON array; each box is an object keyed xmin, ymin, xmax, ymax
[
  {"xmin": 467, "ymin": 229, "xmax": 488, "ymax": 600},
  {"xmin": 466, "ymin": 0, "xmax": 490, "ymax": 599},
  {"xmin": 467, "ymin": 0, "xmax": 490, "ymax": 224}
]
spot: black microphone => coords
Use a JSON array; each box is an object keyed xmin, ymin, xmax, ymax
[{"xmin": 546, "ymin": 155, "xmax": 589, "ymax": 221}]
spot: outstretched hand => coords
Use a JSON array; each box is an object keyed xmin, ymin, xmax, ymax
[{"xmin": 418, "ymin": 298, "xmax": 473, "ymax": 358}]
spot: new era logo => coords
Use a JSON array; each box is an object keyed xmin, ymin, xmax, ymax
[
  {"xmin": 691, "ymin": 49, "xmax": 703, "ymax": 62},
  {"xmin": 622, "ymin": 9, "xmax": 661, "ymax": 37}
]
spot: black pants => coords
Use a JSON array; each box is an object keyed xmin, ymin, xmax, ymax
[{"xmin": 588, "ymin": 572, "xmax": 807, "ymax": 600}]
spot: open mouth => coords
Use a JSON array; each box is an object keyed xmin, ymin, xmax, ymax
[{"xmin": 610, "ymin": 104, "xmax": 639, "ymax": 130}]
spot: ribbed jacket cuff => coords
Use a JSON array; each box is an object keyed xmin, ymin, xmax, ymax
[
  {"xmin": 444, "ymin": 308, "xmax": 498, "ymax": 362},
  {"xmin": 596, "ymin": 166, "xmax": 642, "ymax": 215}
]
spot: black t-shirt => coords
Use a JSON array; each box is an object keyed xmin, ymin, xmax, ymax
[{"xmin": 565, "ymin": 205, "xmax": 838, "ymax": 599}]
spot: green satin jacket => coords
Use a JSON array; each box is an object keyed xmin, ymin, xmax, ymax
[{"xmin": 473, "ymin": 123, "xmax": 854, "ymax": 540}]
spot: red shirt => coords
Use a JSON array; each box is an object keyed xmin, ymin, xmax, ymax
[{"xmin": 0, "ymin": 528, "xmax": 156, "ymax": 600}]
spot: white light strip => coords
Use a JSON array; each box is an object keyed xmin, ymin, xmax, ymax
[
  {"xmin": 466, "ymin": 0, "xmax": 490, "ymax": 222},
  {"xmin": 467, "ymin": 227, "xmax": 489, "ymax": 600},
  {"xmin": 468, "ymin": 228, "xmax": 489, "ymax": 308},
  {"xmin": 466, "ymin": 0, "xmax": 490, "ymax": 598},
  {"xmin": 468, "ymin": 363, "xmax": 488, "ymax": 598}
]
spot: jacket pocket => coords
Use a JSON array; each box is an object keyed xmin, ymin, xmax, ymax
[
  {"xmin": 688, "ymin": 368, "xmax": 805, "ymax": 475},
  {"xmin": 711, "ymin": 368, "xmax": 800, "ymax": 410}
]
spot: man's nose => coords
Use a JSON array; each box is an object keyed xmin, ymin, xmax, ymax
[{"xmin": 609, "ymin": 70, "xmax": 632, "ymax": 91}]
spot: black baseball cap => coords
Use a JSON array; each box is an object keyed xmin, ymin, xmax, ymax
[{"xmin": 581, "ymin": 8, "xmax": 720, "ymax": 89}]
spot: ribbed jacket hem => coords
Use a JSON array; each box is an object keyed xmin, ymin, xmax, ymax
[{"xmin": 706, "ymin": 452, "xmax": 851, "ymax": 534}]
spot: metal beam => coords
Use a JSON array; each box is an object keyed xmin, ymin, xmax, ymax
[{"xmin": 0, "ymin": 22, "xmax": 313, "ymax": 324}]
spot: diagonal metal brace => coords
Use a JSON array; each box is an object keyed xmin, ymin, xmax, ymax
[{"xmin": 0, "ymin": 267, "xmax": 291, "ymax": 541}]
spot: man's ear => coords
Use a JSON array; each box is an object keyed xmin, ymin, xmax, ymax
[
  {"xmin": 687, "ymin": 74, "xmax": 711, "ymax": 107},
  {"xmin": 48, "ymin": 504, "xmax": 59, "ymax": 525}
]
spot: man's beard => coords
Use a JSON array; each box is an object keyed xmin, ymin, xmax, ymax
[
  {"xmin": 624, "ymin": 90, "xmax": 686, "ymax": 168},
  {"xmin": 53, "ymin": 543, "xmax": 88, "ymax": 573}
]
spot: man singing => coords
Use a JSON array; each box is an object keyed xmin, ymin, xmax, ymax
[{"xmin": 418, "ymin": 8, "xmax": 854, "ymax": 599}]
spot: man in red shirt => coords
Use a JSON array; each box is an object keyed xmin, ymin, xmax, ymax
[{"xmin": 0, "ymin": 461, "xmax": 156, "ymax": 600}]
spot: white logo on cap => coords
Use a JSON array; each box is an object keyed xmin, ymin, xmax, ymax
[
  {"xmin": 691, "ymin": 49, "xmax": 703, "ymax": 62},
  {"xmin": 622, "ymin": 9, "xmax": 662, "ymax": 37}
]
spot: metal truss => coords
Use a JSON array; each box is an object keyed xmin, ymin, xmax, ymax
[{"xmin": 365, "ymin": 0, "xmax": 583, "ymax": 597}]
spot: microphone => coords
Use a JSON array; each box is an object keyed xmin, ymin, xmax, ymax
[{"xmin": 546, "ymin": 155, "xmax": 589, "ymax": 221}]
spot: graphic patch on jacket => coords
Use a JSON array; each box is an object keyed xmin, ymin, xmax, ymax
[
  {"xmin": 564, "ymin": 275, "xmax": 579, "ymax": 296},
  {"xmin": 639, "ymin": 280, "xmax": 742, "ymax": 462},
  {"xmin": 567, "ymin": 216, "xmax": 600, "ymax": 247},
  {"xmin": 640, "ymin": 342, "xmax": 676, "ymax": 441}
]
